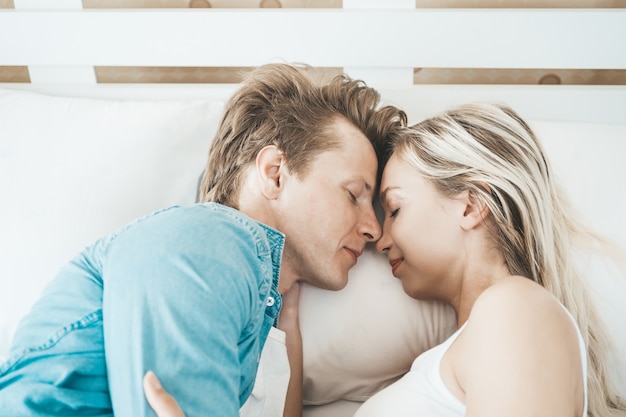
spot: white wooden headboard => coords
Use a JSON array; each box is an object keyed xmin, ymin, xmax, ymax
[{"xmin": 1, "ymin": 2, "xmax": 625, "ymax": 123}]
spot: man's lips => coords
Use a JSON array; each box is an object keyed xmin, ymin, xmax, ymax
[
  {"xmin": 389, "ymin": 257, "xmax": 403, "ymax": 274},
  {"xmin": 345, "ymin": 247, "xmax": 362, "ymax": 263}
]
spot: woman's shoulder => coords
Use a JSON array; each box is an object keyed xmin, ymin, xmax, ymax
[
  {"xmin": 451, "ymin": 280, "xmax": 585, "ymax": 417},
  {"xmin": 471, "ymin": 276, "xmax": 564, "ymax": 323},
  {"xmin": 462, "ymin": 275, "xmax": 579, "ymax": 353}
]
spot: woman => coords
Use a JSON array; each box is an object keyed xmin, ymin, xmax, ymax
[
  {"xmin": 355, "ymin": 102, "xmax": 625, "ymax": 417},
  {"xmin": 144, "ymin": 371, "xmax": 185, "ymax": 417},
  {"xmin": 145, "ymin": 103, "xmax": 625, "ymax": 416}
]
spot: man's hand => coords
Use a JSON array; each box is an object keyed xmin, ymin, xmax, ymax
[{"xmin": 143, "ymin": 371, "xmax": 186, "ymax": 417}]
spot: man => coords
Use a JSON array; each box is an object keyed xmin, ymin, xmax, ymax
[{"xmin": 0, "ymin": 64, "xmax": 406, "ymax": 417}]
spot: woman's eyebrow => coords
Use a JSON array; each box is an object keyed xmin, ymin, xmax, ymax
[{"xmin": 379, "ymin": 186, "xmax": 399, "ymax": 205}]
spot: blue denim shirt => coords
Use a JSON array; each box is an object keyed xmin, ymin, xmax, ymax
[{"xmin": 0, "ymin": 203, "xmax": 285, "ymax": 417}]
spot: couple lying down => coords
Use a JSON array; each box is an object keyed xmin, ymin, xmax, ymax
[{"xmin": 0, "ymin": 63, "xmax": 624, "ymax": 417}]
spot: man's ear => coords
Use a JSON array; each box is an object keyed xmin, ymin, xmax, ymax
[
  {"xmin": 256, "ymin": 145, "xmax": 286, "ymax": 200},
  {"xmin": 459, "ymin": 189, "xmax": 490, "ymax": 231}
]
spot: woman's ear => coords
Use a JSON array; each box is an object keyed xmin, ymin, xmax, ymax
[
  {"xmin": 459, "ymin": 189, "xmax": 490, "ymax": 231},
  {"xmin": 256, "ymin": 145, "xmax": 286, "ymax": 200}
]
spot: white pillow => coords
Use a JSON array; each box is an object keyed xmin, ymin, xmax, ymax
[
  {"xmin": 0, "ymin": 88, "xmax": 224, "ymax": 356},
  {"xmin": 303, "ymin": 399, "xmax": 362, "ymax": 417},
  {"xmin": 299, "ymin": 245, "xmax": 457, "ymax": 405}
]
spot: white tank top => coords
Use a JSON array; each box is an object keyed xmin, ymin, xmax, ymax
[{"xmin": 355, "ymin": 308, "xmax": 588, "ymax": 417}]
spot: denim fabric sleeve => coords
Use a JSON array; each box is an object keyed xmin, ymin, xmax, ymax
[{"xmin": 101, "ymin": 205, "xmax": 270, "ymax": 417}]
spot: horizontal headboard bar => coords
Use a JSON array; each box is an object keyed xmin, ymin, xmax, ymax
[
  {"xmin": 1, "ymin": 9, "xmax": 625, "ymax": 69},
  {"xmin": 1, "ymin": 83, "xmax": 624, "ymax": 125}
]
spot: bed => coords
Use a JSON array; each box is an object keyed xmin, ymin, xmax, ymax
[{"xmin": 1, "ymin": 1, "xmax": 625, "ymax": 416}]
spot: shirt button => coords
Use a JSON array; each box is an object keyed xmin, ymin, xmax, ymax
[{"xmin": 266, "ymin": 296, "xmax": 275, "ymax": 307}]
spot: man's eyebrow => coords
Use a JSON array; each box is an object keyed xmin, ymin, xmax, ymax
[{"xmin": 347, "ymin": 178, "xmax": 373, "ymax": 193}]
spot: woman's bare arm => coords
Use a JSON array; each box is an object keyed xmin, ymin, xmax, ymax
[
  {"xmin": 278, "ymin": 282, "xmax": 303, "ymax": 417},
  {"xmin": 457, "ymin": 278, "xmax": 584, "ymax": 417},
  {"xmin": 144, "ymin": 371, "xmax": 186, "ymax": 417}
]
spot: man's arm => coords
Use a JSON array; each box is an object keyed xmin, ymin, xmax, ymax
[
  {"xmin": 102, "ymin": 206, "xmax": 266, "ymax": 416},
  {"xmin": 144, "ymin": 284, "xmax": 304, "ymax": 417}
]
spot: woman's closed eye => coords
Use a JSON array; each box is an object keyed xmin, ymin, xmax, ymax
[{"xmin": 389, "ymin": 208, "xmax": 400, "ymax": 218}]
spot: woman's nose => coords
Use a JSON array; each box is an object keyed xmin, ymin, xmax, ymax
[
  {"xmin": 376, "ymin": 218, "xmax": 393, "ymax": 255},
  {"xmin": 375, "ymin": 227, "xmax": 391, "ymax": 254},
  {"xmin": 360, "ymin": 207, "xmax": 381, "ymax": 242}
]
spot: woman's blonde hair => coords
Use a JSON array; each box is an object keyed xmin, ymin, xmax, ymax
[
  {"xmin": 199, "ymin": 63, "xmax": 406, "ymax": 207},
  {"xmin": 392, "ymin": 102, "xmax": 625, "ymax": 417}
]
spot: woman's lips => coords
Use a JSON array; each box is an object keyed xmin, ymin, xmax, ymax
[{"xmin": 389, "ymin": 257, "xmax": 403, "ymax": 275}]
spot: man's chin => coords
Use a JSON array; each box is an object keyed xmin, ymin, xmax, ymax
[
  {"xmin": 304, "ymin": 272, "xmax": 349, "ymax": 291},
  {"xmin": 323, "ymin": 272, "xmax": 350, "ymax": 291}
]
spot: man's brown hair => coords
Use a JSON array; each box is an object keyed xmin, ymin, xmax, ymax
[{"xmin": 199, "ymin": 63, "xmax": 407, "ymax": 207}]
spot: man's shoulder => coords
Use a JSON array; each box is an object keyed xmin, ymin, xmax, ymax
[{"xmin": 156, "ymin": 203, "xmax": 259, "ymax": 234}]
